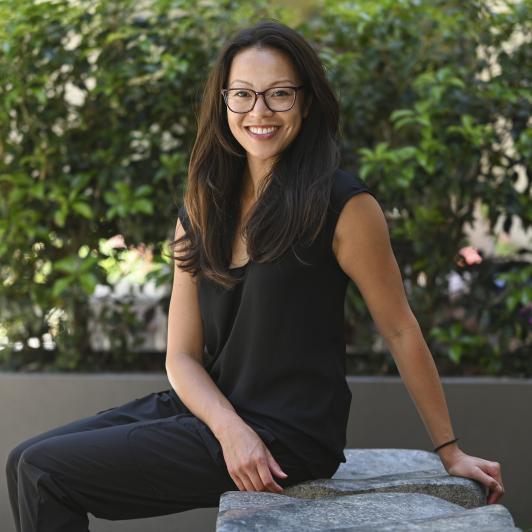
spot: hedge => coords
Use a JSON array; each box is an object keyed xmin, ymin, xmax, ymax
[{"xmin": 0, "ymin": 0, "xmax": 530, "ymax": 374}]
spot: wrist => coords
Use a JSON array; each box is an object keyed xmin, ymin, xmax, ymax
[
  {"xmin": 210, "ymin": 409, "xmax": 243, "ymax": 441},
  {"xmin": 436, "ymin": 442, "xmax": 464, "ymax": 468}
]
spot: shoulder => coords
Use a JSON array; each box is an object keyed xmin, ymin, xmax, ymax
[
  {"xmin": 330, "ymin": 168, "xmax": 384, "ymax": 256},
  {"xmin": 329, "ymin": 167, "xmax": 376, "ymax": 215},
  {"xmin": 331, "ymin": 168, "xmax": 387, "ymax": 267}
]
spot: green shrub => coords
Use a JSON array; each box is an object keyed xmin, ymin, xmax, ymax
[
  {"xmin": 0, "ymin": 0, "xmax": 530, "ymax": 373},
  {"xmin": 306, "ymin": 0, "xmax": 531, "ymax": 374}
]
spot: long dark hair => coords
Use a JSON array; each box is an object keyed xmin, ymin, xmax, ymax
[{"xmin": 170, "ymin": 19, "xmax": 340, "ymax": 289}]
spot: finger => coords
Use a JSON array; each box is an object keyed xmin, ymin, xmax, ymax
[
  {"xmin": 230, "ymin": 472, "xmax": 245, "ymax": 492},
  {"xmin": 240, "ymin": 473, "xmax": 256, "ymax": 492},
  {"xmin": 471, "ymin": 467, "xmax": 504, "ymax": 504},
  {"xmin": 483, "ymin": 461, "xmax": 504, "ymax": 491},
  {"xmin": 230, "ymin": 467, "xmax": 251, "ymax": 492},
  {"xmin": 488, "ymin": 484, "xmax": 504, "ymax": 505},
  {"xmin": 266, "ymin": 450, "xmax": 288, "ymax": 479},
  {"xmin": 256, "ymin": 458, "xmax": 283, "ymax": 493},
  {"xmin": 245, "ymin": 462, "xmax": 267, "ymax": 492},
  {"xmin": 488, "ymin": 477, "xmax": 505, "ymax": 505},
  {"xmin": 237, "ymin": 462, "xmax": 259, "ymax": 492},
  {"xmin": 477, "ymin": 462, "xmax": 505, "ymax": 503}
]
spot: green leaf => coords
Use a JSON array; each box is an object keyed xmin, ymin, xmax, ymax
[
  {"xmin": 54, "ymin": 256, "xmax": 79, "ymax": 274},
  {"xmin": 390, "ymin": 109, "xmax": 415, "ymax": 121},
  {"xmin": 72, "ymin": 202, "xmax": 93, "ymax": 219},
  {"xmin": 79, "ymin": 273, "xmax": 98, "ymax": 295},
  {"xmin": 133, "ymin": 198, "xmax": 153, "ymax": 214},
  {"xmin": 79, "ymin": 256, "xmax": 99, "ymax": 272},
  {"xmin": 520, "ymin": 288, "xmax": 531, "ymax": 306},
  {"xmin": 53, "ymin": 209, "xmax": 67, "ymax": 227},
  {"xmin": 103, "ymin": 191, "xmax": 118, "ymax": 205},
  {"xmin": 136, "ymin": 185, "xmax": 153, "ymax": 196},
  {"xmin": 449, "ymin": 345, "xmax": 462, "ymax": 364},
  {"xmin": 52, "ymin": 276, "xmax": 73, "ymax": 298},
  {"xmin": 506, "ymin": 293, "xmax": 521, "ymax": 312}
]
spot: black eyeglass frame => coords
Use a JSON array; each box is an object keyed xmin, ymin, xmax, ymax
[{"xmin": 220, "ymin": 85, "xmax": 305, "ymax": 113}]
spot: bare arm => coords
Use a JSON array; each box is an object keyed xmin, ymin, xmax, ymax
[
  {"xmin": 165, "ymin": 215, "xmax": 287, "ymax": 492},
  {"xmin": 332, "ymin": 193, "xmax": 458, "ymax": 462},
  {"xmin": 165, "ymin": 354, "xmax": 241, "ymax": 441},
  {"xmin": 333, "ymin": 192, "xmax": 504, "ymax": 504},
  {"xmin": 165, "ymin": 217, "xmax": 246, "ymax": 439}
]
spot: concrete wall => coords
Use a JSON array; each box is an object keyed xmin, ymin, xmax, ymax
[{"xmin": 1, "ymin": 373, "xmax": 529, "ymax": 531}]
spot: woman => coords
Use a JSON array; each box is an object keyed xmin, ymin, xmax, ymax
[{"xmin": 6, "ymin": 20, "xmax": 504, "ymax": 531}]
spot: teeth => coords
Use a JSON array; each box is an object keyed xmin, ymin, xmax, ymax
[{"xmin": 248, "ymin": 126, "xmax": 278, "ymax": 135}]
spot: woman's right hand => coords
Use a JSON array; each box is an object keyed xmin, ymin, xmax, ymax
[{"xmin": 215, "ymin": 417, "xmax": 288, "ymax": 493}]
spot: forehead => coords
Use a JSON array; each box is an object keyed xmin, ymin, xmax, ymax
[{"xmin": 227, "ymin": 46, "xmax": 299, "ymax": 87}]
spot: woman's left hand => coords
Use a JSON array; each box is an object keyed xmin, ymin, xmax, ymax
[{"xmin": 439, "ymin": 449, "xmax": 505, "ymax": 505}]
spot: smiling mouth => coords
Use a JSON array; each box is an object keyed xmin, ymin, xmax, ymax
[{"xmin": 245, "ymin": 126, "xmax": 281, "ymax": 139}]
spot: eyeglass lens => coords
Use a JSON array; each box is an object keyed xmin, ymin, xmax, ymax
[{"xmin": 225, "ymin": 87, "xmax": 296, "ymax": 112}]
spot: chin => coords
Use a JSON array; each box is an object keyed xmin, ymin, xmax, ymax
[{"xmin": 248, "ymin": 146, "xmax": 278, "ymax": 155}]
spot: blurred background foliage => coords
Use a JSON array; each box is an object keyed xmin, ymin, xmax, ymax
[{"xmin": 0, "ymin": 0, "xmax": 530, "ymax": 373}]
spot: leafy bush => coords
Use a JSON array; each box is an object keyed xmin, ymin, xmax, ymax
[
  {"xmin": 0, "ymin": 0, "xmax": 530, "ymax": 374},
  {"xmin": 0, "ymin": 0, "xmax": 271, "ymax": 369},
  {"xmin": 306, "ymin": 0, "xmax": 531, "ymax": 375}
]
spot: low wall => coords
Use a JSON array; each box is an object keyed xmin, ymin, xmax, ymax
[{"xmin": 0, "ymin": 373, "xmax": 529, "ymax": 531}]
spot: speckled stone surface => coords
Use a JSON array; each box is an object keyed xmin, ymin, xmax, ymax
[
  {"xmin": 215, "ymin": 449, "xmax": 518, "ymax": 531},
  {"xmin": 281, "ymin": 449, "xmax": 485, "ymax": 508},
  {"xmin": 333, "ymin": 449, "xmax": 446, "ymax": 479},
  {"xmin": 216, "ymin": 492, "xmax": 520, "ymax": 531},
  {"xmin": 283, "ymin": 470, "xmax": 485, "ymax": 508}
]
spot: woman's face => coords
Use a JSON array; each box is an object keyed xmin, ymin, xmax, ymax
[{"xmin": 225, "ymin": 46, "xmax": 310, "ymax": 172}]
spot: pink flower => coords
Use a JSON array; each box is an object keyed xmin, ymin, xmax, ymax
[
  {"xmin": 105, "ymin": 234, "xmax": 126, "ymax": 249},
  {"xmin": 457, "ymin": 246, "xmax": 483, "ymax": 266}
]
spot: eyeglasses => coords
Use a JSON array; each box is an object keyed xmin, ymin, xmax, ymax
[{"xmin": 220, "ymin": 85, "xmax": 305, "ymax": 113}]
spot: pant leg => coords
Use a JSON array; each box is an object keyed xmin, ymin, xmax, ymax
[
  {"xmin": 16, "ymin": 413, "xmax": 238, "ymax": 532},
  {"xmin": 15, "ymin": 411, "xmax": 315, "ymax": 532},
  {"xmin": 8, "ymin": 388, "xmax": 317, "ymax": 532},
  {"xmin": 6, "ymin": 388, "xmax": 186, "ymax": 532}
]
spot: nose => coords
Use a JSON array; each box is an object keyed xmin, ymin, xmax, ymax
[{"xmin": 249, "ymin": 93, "xmax": 273, "ymax": 115}]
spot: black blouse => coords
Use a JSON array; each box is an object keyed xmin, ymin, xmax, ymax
[{"xmin": 177, "ymin": 168, "xmax": 376, "ymax": 473}]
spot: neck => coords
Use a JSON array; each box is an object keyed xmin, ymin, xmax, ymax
[{"xmin": 243, "ymin": 156, "xmax": 275, "ymax": 202}]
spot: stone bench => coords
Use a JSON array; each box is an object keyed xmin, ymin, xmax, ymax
[{"xmin": 216, "ymin": 449, "xmax": 520, "ymax": 531}]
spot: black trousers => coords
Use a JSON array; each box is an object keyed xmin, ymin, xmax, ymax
[{"xmin": 6, "ymin": 388, "xmax": 327, "ymax": 532}]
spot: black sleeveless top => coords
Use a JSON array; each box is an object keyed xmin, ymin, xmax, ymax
[{"xmin": 177, "ymin": 168, "xmax": 376, "ymax": 472}]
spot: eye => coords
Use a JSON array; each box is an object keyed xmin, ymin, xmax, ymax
[
  {"xmin": 270, "ymin": 89, "xmax": 290, "ymax": 97},
  {"xmin": 234, "ymin": 90, "xmax": 252, "ymax": 98}
]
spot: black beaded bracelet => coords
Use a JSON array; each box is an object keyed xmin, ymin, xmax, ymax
[{"xmin": 433, "ymin": 437, "xmax": 458, "ymax": 452}]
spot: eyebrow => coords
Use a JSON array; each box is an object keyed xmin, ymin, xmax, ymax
[{"xmin": 228, "ymin": 79, "xmax": 295, "ymax": 87}]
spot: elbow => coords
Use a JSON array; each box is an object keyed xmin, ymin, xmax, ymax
[
  {"xmin": 164, "ymin": 352, "xmax": 180, "ymax": 373},
  {"xmin": 381, "ymin": 317, "xmax": 421, "ymax": 346},
  {"xmin": 165, "ymin": 350, "xmax": 202, "ymax": 370}
]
